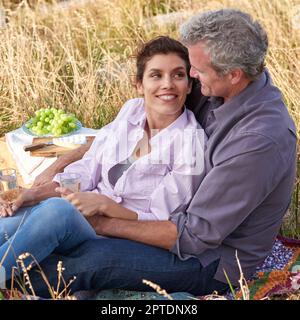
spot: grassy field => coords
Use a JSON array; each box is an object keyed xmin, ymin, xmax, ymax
[{"xmin": 0, "ymin": 0, "xmax": 299, "ymax": 237}]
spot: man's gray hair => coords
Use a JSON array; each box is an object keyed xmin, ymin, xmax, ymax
[{"xmin": 180, "ymin": 9, "xmax": 268, "ymax": 79}]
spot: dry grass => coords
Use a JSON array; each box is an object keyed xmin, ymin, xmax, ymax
[
  {"xmin": 1, "ymin": 251, "xmax": 77, "ymax": 300},
  {"xmin": 0, "ymin": 0, "xmax": 298, "ymax": 133},
  {"xmin": 10, "ymin": 253, "xmax": 76, "ymax": 299}
]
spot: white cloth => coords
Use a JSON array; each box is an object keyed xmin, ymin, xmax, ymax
[{"xmin": 6, "ymin": 127, "xmax": 99, "ymax": 185}]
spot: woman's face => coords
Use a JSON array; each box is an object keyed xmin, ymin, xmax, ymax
[{"xmin": 137, "ymin": 53, "xmax": 191, "ymax": 119}]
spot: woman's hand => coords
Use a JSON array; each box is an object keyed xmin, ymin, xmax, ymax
[
  {"xmin": 56, "ymin": 190, "xmax": 112, "ymax": 218},
  {"xmin": 55, "ymin": 186, "xmax": 73, "ymax": 198},
  {"xmin": 55, "ymin": 188, "xmax": 138, "ymax": 220}
]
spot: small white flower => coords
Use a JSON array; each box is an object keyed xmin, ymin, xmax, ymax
[{"xmin": 290, "ymin": 273, "xmax": 300, "ymax": 291}]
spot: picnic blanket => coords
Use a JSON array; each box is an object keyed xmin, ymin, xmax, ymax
[{"xmin": 232, "ymin": 236, "xmax": 300, "ymax": 300}]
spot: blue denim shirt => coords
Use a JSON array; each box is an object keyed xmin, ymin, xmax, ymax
[{"xmin": 170, "ymin": 70, "xmax": 297, "ymax": 285}]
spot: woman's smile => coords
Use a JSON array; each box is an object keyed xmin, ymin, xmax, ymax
[{"xmin": 156, "ymin": 94, "xmax": 178, "ymax": 102}]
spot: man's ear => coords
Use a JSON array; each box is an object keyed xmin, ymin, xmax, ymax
[
  {"xmin": 136, "ymin": 81, "xmax": 144, "ymax": 95},
  {"xmin": 229, "ymin": 69, "xmax": 245, "ymax": 85}
]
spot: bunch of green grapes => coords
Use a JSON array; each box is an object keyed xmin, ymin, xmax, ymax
[{"xmin": 25, "ymin": 108, "xmax": 79, "ymax": 137}]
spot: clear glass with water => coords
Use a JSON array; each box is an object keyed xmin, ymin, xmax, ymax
[
  {"xmin": 0, "ymin": 168, "xmax": 18, "ymax": 192},
  {"xmin": 0, "ymin": 168, "xmax": 19, "ymax": 203},
  {"xmin": 59, "ymin": 172, "xmax": 81, "ymax": 193}
]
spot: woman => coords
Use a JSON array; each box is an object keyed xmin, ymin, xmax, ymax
[{"xmin": 0, "ymin": 36, "xmax": 205, "ymax": 280}]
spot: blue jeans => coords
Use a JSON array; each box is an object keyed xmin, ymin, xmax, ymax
[
  {"xmin": 18, "ymin": 240, "xmax": 229, "ymax": 298},
  {"xmin": 1, "ymin": 198, "xmax": 229, "ymax": 297},
  {"xmin": 0, "ymin": 197, "xmax": 97, "ymax": 280}
]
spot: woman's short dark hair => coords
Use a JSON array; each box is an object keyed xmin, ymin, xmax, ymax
[{"xmin": 135, "ymin": 36, "xmax": 191, "ymax": 83}]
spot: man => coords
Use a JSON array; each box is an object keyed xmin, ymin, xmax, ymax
[{"xmin": 6, "ymin": 9, "xmax": 297, "ymax": 297}]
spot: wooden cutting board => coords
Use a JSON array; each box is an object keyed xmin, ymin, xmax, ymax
[{"xmin": 29, "ymin": 136, "xmax": 95, "ymax": 157}]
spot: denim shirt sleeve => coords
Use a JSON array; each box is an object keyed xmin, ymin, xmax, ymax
[{"xmin": 169, "ymin": 132, "xmax": 288, "ymax": 259}]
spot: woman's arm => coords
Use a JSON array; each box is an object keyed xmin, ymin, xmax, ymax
[
  {"xmin": 100, "ymin": 198, "xmax": 138, "ymax": 220},
  {"xmin": 32, "ymin": 141, "xmax": 93, "ymax": 187}
]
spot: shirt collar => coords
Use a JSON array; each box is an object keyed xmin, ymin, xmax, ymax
[
  {"xmin": 127, "ymin": 104, "xmax": 146, "ymax": 127},
  {"xmin": 126, "ymin": 98, "xmax": 189, "ymax": 142},
  {"xmin": 213, "ymin": 69, "xmax": 268, "ymax": 123}
]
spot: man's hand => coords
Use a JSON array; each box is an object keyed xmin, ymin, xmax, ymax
[
  {"xmin": 0, "ymin": 188, "xmax": 23, "ymax": 217},
  {"xmin": 56, "ymin": 189, "xmax": 111, "ymax": 218},
  {"xmin": 32, "ymin": 167, "xmax": 57, "ymax": 187},
  {"xmin": 0, "ymin": 188, "xmax": 35, "ymax": 217},
  {"xmin": 86, "ymin": 215, "xmax": 111, "ymax": 234},
  {"xmin": 0, "ymin": 197, "xmax": 13, "ymax": 217},
  {"xmin": 0, "ymin": 182, "xmax": 60, "ymax": 217}
]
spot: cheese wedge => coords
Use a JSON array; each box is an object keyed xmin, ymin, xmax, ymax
[{"xmin": 53, "ymin": 135, "xmax": 87, "ymax": 149}]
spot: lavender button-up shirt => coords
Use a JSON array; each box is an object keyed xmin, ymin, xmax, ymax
[{"xmin": 54, "ymin": 98, "xmax": 206, "ymax": 220}]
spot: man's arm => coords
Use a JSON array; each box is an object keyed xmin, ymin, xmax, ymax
[
  {"xmin": 1, "ymin": 181, "xmax": 61, "ymax": 216},
  {"xmin": 88, "ymin": 216, "xmax": 178, "ymax": 250},
  {"xmin": 169, "ymin": 133, "xmax": 296, "ymax": 259},
  {"xmin": 32, "ymin": 140, "xmax": 93, "ymax": 187},
  {"xmin": 12, "ymin": 181, "xmax": 60, "ymax": 211}
]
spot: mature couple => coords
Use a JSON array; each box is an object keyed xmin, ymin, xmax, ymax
[{"xmin": 0, "ymin": 9, "xmax": 297, "ymax": 297}]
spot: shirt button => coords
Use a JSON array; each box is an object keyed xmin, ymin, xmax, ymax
[{"xmin": 115, "ymin": 196, "xmax": 122, "ymax": 203}]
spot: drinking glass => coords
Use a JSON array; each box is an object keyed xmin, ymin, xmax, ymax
[
  {"xmin": 59, "ymin": 172, "xmax": 81, "ymax": 193},
  {"xmin": 0, "ymin": 168, "xmax": 19, "ymax": 202},
  {"xmin": 0, "ymin": 168, "xmax": 18, "ymax": 192}
]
